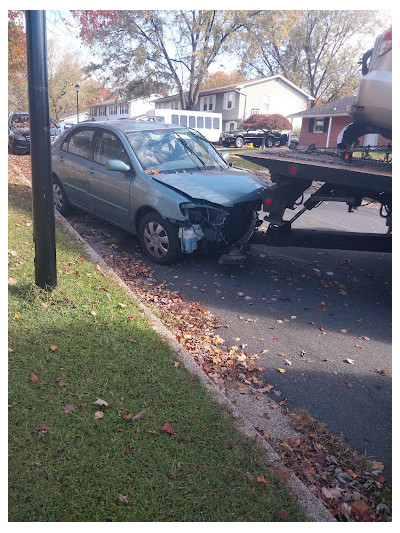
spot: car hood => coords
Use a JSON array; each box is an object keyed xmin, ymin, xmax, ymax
[
  {"xmin": 153, "ymin": 169, "xmax": 268, "ymax": 207},
  {"xmin": 12, "ymin": 126, "xmax": 30, "ymax": 136}
]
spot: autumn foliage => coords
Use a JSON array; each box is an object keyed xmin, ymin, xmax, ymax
[{"xmin": 242, "ymin": 113, "xmax": 292, "ymax": 131}]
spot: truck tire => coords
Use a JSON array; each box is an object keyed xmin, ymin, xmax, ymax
[{"xmin": 266, "ymin": 137, "xmax": 274, "ymax": 148}]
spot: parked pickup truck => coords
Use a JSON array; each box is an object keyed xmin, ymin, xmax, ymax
[{"xmin": 219, "ymin": 127, "xmax": 288, "ymax": 149}]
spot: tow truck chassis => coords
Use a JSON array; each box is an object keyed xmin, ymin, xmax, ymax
[{"xmin": 240, "ymin": 148, "xmax": 392, "ymax": 253}]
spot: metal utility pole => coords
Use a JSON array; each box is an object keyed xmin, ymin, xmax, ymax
[{"xmin": 25, "ymin": 10, "xmax": 57, "ymax": 289}]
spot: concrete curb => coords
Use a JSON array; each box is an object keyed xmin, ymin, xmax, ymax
[{"xmin": 11, "ymin": 162, "xmax": 335, "ymax": 522}]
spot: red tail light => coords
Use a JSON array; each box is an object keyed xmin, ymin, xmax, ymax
[
  {"xmin": 378, "ymin": 28, "xmax": 392, "ymax": 57},
  {"xmin": 265, "ymin": 197, "xmax": 273, "ymax": 206}
]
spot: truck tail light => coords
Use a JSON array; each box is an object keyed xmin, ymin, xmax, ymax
[
  {"xmin": 378, "ymin": 28, "xmax": 392, "ymax": 57},
  {"xmin": 265, "ymin": 197, "xmax": 273, "ymax": 206}
]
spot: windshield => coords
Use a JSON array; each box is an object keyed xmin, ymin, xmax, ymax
[
  {"xmin": 11, "ymin": 114, "xmax": 30, "ymax": 128},
  {"xmin": 126, "ymin": 128, "xmax": 229, "ymax": 174}
]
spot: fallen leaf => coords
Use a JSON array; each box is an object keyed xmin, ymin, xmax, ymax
[
  {"xmin": 14, "ymin": 313, "xmax": 21, "ymax": 319},
  {"xmin": 29, "ymin": 373, "xmax": 40, "ymax": 383},
  {"xmin": 162, "ymin": 422, "xmax": 175, "ymax": 434},
  {"xmin": 263, "ymin": 412, "xmax": 270, "ymax": 419},
  {"xmin": 64, "ymin": 404, "xmax": 75, "ymax": 414},
  {"xmin": 49, "ymin": 343, "xmax": 59, "ymax": 351},
  {"xmin": 355, "ymin": 344, "xmax": 363, "ymax": 349},
  {"xmin": 94, "ymin": 411, "xmax": 104, "ymax": 420},
  {"xmin": 93, "ymin": 398, "xmax": 109, "ymax": 407},
  {"xmin": 346, "ymin": 358, "xmax": 356, "ymax": 365},
  {"xmin": 8, "ymin": 277, "xmax": 17, "ymax": 286},
  {"xmin": 256, "ymin": 474, "xmax": 268, "ymax": 483},
  {"xmin": 38, "ymin": 424, "xmax": 52, "ymax": 431},
  {"xmin": 275, "ymin": 509, "xmax": 289, "ymax": 520},
  {"xmin": 57, "ymin": 377, "xmax": 67, "ymax": 387},
  {"xmin": 345, "ymin": 381, "xmax": 354, "ymax": 388},
  {"xmin": 347, "ymin": 469, "xmax": 358, "ymax": 479},
  {"xmin": 118, "ymin": 303, "xmax": 127, "ymax": 308},
  {"xmin": 118, "ymin": 494, "xmax": 129, "ymax": 504},
  {"xmin": 131, "ymin": 409, "xmax": 146, "ymax": 422},
  {"xmin": 351, "ymin": 499, "xmax": 370, "ymax": 516},
  {"xmin": 122, "ymin": 411, "xmax": 133, "ymax": 420},
  {"xmin": 277, "ymin": 368, "xmax": 286, "ymax": 373},
  {"xmin": 340, "ymin": 329, "xmax": 347, "ymax": 334}
]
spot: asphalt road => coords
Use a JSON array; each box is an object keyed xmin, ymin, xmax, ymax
[{"xmin": 69, "ymin": 200, "xmax": 392, "ymax": 480}]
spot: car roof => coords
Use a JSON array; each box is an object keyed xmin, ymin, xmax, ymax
[{"xmin": 75, "ymin": 119, "xmax": 181, "ymax": 134}]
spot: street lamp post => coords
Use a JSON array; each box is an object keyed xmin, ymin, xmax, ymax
[{"xmin": 75, "ymin": 84, "xmax": 80, "ymax": 123}]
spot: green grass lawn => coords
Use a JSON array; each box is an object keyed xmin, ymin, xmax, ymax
[{"xmin": 8, "ymin": 164, "xmax": 305, "ymax": 522}]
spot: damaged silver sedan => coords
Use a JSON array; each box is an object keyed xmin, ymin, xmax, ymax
[{"xmin": 52, "ymin": 120, "xmax": 268, "ymax": 264}]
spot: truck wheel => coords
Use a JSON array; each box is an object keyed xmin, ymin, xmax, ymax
[
  {"xmin": 266, "ymin": 137, "xmax": 274, "ymax": 148},
  {"xmin": 139, "ymin": 212, "xmax": 180, "ymax": 265},
  {"xmin": 235, "ymin": 136, "xmax": 245, "ymax": 148}
]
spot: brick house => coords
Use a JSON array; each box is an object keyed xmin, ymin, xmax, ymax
[{"xmin": 289, "ymin": 96, "xmax": 390, "ymax": 148}]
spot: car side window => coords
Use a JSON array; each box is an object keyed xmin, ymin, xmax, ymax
[
  {"xmin": 62, "ymin": 129, "xmax": 95, "ymax": 160},
  {"xmin": 94, "ymin": 132, "xmax": 130, "ymax": 167}
]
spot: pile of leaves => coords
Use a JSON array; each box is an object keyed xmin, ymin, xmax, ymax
[{"xmin": 11, "ymin": 155, "xmax": 391, "ymax": 522}]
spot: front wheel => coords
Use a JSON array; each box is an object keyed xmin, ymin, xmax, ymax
[
  {"xmin": 53, "ymin": 175, "xmax": 71, "ymax": 216},
  {"xmin": 139, "ymin": 212, "xmax": 180, "ymax": 264},
  {"xmin": 234, "ymin": 136, "xmax": 245, "ymax": 148}
]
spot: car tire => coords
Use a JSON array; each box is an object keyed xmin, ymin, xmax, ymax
[
  {"xmin": 53, "ymin": 175, "xmax": 71, "ymax": 216},
  {"xmin": 234, "ymin": 136, "xmax": 245, "ymax": 148},
  {"xmin": 139, "ymin": 212, "xmax": 180, "ymax": 265},
  {"xmin": 265, "ymin": 137, "xmax": 274, "ymax": 148}
]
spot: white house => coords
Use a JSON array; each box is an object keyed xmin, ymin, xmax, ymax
[
  {"xmin": 87, "ymin": 94, "xmax": 163, "ymax": 122},
  {"xmin": 154, "ymin": 75, "xmax": 313, "ymax": 132}
]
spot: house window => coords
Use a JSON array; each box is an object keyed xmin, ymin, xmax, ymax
[
  {"xmin": 314, "ymin": 119, "xmax": 325, "ymax": 133},
  {"xmin": 250, "ymin": 108, "xmax": 260, "ymax": 115},
  {"xmin": 228, "ymin": 122, "xmax": 236, "ymax": 131},
  {"xmin": 197, "ymin": 117, "xmax": 204, "ymax": 129},
  {"xmin": 212, "ymin": 117, "xmax": 220, "ymax": 129},
  {"xmin": 200, "ymin": 95, "xmax": 216, "ymax": 112},
  {"xmin": 119, "ymin": 104, "xmax": 129, "ymax": 115},
  {"xmin": 189, "ymin": 116, "xmax": 196, "ymax": 128},
  {"xmin": 223, "ymin": 92, "xmax": 235, "ymax": 110},
  {"xmin": 309, "ymin": 117, "xmax": 329, "ymax": 133},
  {"xmin": 262, "ymin": 94, "xmax": 270, "ymax": 111},
  {"xmin": 171, "ymin": 101, "xmax": 179, "ymax": 110}
]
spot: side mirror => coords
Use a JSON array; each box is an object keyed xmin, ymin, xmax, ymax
[
  {"xmin": 106, "ymin": 159, "xmax": 131, "ymax": 172},
  {"xmin": 221, "ymin": 152, "xmax": 231, "ymax": 165}
]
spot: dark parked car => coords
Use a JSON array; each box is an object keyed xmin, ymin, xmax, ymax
[
  {"xmin": 8, "ymin": 111, "xmax": 61, "ymax": 154},
  {"xmin": 219, "ymin": 127, "xmax": 288, "ymax": 149},
  {"xmin": 51, "ymin": 120, "xmax": 268, "ymax": 264}
]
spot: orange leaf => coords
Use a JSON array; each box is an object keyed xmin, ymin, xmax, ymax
[
  {"xmin": 29, "ymin": 373, "xmax": 40, "ymax": 383},
  {"xmin": 162, "ymin": 422, "xmax": 175, "ymax": 435},
  {"xmin": 256, "ymin": 474, "xmax": 268, "ymax": 483},
  {"xmin": 49, "ymin": 344, "xmax": 59, "ymax": 351}
]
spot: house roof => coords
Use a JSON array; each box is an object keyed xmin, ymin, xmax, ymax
[
  {"xmin": 154, "ymin": 75, "xmax": 313, "ymax": 103},
  {"xmin": 88, "ymin": 94, "xmax": 162, "ymax": 108},
  {"xmin": 288, "ymin": 96, "xmax": 356, "ymax": 118}
]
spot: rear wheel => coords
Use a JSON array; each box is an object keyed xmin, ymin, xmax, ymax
[
  {"xmin": 52, "ymin": 175, "xmax": 71, "ymax": 216},
  {"xmin": 139, "ymin": 212, "xmax": 180, "ymax": 264},
  {"xmin": 265, "ymin": 137, "xmax": 274, "ymax": 148}
]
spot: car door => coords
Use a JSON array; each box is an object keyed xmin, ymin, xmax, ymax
[
  {"xmin": 54, "ymin": 127, "xmax": 96, "ymax": 210},
  {"xmin": 88, "ymin": 130, "xmax": 133, "ymax": 229}
]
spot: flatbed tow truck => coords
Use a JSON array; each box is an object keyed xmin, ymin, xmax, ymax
[{"xmin": 240, "ymin": 147, "xmax": 392, "ymax": 253}]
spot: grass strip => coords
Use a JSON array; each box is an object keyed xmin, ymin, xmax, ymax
[{"xmin": 8, "ymin": 165, "xmax": 305, "ymax": 522}]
